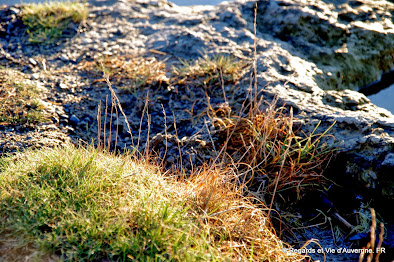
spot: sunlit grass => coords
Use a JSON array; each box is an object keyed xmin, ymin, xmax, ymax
[
  {"xmin": 0, "ymin": 145, "xmax": 308, "ymax": 261},
  {"xmin": 21, "ymin": 1, "xmax": 88, "ymax": 43},
  {"xmin": 78, "ymin": 55, "xmax": 168, "ymax": 92},
  {"xmin": 173, "ymin": 53, "xmax": 248, "ymax": 87},
  {"xmin": 0, "ymin": 68, "xmax": 47, "ymax": 125},
  {"xmin": 0, "ymin": 145, "xmax": 216, "ymax": 261}
]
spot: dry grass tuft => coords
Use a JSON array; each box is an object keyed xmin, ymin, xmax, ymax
[
  {"xmin": 0, "ymin": 68, "xmax": 47, "ymax": 126},
  {"xmin": 173, "ymin": 53, "xmax": 248, "ymax": 87},
  {"xmin": 186, "ymin": 165, "xmax": 309, "ymax": 261},
  {"xmin": 22, "ymin": 1, "xmax": 88, "ymax": 43},
  {"xmin": 78, "ymin": 55, "xmax": 168, "ymax": 92},
  {"xmin": 211, "ymin": 100, "xmax": 334, "ymax": 202}
]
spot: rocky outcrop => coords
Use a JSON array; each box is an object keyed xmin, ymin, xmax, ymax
[
  {"xmin": 252, "ymin": 0, "xmax": 394, "ymax": 91},
  {"xmin": 243, "ymin": 0, "xmax": 394, "ymax": 204}
]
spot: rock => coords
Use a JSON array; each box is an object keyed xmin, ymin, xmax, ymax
[
  {"xmin": 382, "ymin": 153, "xmax": 394, "ymax": 167},
  {"xmin": 69, "ymin": 115, "xmax": 80, "ymax": 126},
  {"xmin": 28, "ymin": 58, "xmax": 37, "ymax": 66},
  {"xmin": 166, "ymin": 156, "xmax": 175, "ymax": 164},
  {"xmin": 253, "ymin": 0, "xmax": 394, "ymax": 91},
  {"xmin": 60, "ymin": 54, "xmax": 69, "ymax": 62}
]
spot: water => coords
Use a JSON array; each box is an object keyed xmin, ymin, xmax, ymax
[
  {"xmin": 368, "ymin": 84, "xmax": 394, "ymax": 114},
  {"xmin": 1, "ymin": 0, "xmax": 226, "ymax": 6}
]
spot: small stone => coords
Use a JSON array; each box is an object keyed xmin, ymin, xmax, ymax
[
  {"xmin": 83, "ymin": 116, "xmax": 93, "ymax": 124},
  {"xmin": 81, "ymin": 37, "xmax": 93, "ymax": 44},
  {"xmin": 381, "ymin": 153, "xmax": 394, "ymax": 167},
  {"xmin": 102, "ymin": 51, "xmax": 113, "ymax": 56},
  {"xmin": 70, "ymin": 115, "xmax": 80, "ymax": 125},
  {"xmin": 31, "ymin": 73, "xmax": 40, "ymax": 80},
  {"xmin": 78, "ymin": 121, "xmax": 87, "ymax": 128},
  {"xmin": 60, "ymin": 54, "xmax": 69, "ymax": 62},
  {"xmin": 29, "ymin": 58, "xmax": 37, "ymax": 66},
  {"xmin": 167, "ymin": 156, "xmax": 175, "ymax": 164},
  {"xmin": 59, "ymin": 83, "xmax": 68, "ymax": 89}
]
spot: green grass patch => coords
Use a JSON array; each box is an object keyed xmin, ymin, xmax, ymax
[
  {"xmin": 0, "ymin": 145, "xmax": 308, "ymax": 261},
  {"xmin": 0, "ymin": 69, "xmax": 47, "ymax": 126},
  {"xmin": 0, "ymin": 145, "xmax": 217, "ymax": 261},
  {"xmin": 173, "ymin": 53, "xmax": 247, "ymax": 87},
  {"xmin": 21, "ymin": 1, "xmax": 88, "ymax": 43},
  {"xmin": 78, "ymin": 55, "xmax": 168, "ymax": 92}
]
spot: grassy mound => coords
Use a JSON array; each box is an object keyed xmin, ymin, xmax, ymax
[
  {"xmin": 0, "ymin": 68, "xmax": 47, "ymax": 126},
  {"xmin": 0, "ymin": 145, "xmax": 307, "ymax": 261},
  {"xmin": 21, "ymin": 1, "xmax": 88, "ymax": 43}
]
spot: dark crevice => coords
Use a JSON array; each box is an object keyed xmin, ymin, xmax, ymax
[{"xmin": 358, "ymin": 69, "xmax": 394, "ymax": 96}]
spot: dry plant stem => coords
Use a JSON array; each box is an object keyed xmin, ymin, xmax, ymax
[
  {"xmin": 97, "ymin": 102, "xmax": 102, "ymax": 150},
  {"xmin": 359, "ymin": 208, "xmax": 377, "ymax": 262},
  {"xmin": 137, "ymin": 91, "xmax": 149, "ymax": 151},
  {"xmin": 160, "ymin": 104, "xmax": 168, "ymax": 168},
  {"xmin": 375, "ymin": 223, "xmax": 384, "ymax": 262},
  {"xmin": 269, "ymin": 108, "xmax": 293, "ymax": 216},
  {"xmin": 294, "ymin": 215, "xmax": 328, "ymax": 230},
  {"xmin": 172, "ymin": 111, "xmax": 183, "ymax": 169},
  {"xmin": 102, "ymin": 65, "xmax": 134, "ymax": 146},
  {"xmin": 144, "ymin": 109, "xmax": 151, "ymax": 158},
  {"xmin": 103, "ymin": 95, "xmax": 108, "ymax": 150},
  {"xmin": 366, "ymin": 208, "xmax": 376, "ymax": 262},
  {"xmin": 204, "ymin": 119, "xmax": 218, "ymax": 156},
  {"xmin": 252, "ymin": 2, "xmax": 258, "ymax": 116},
  {"xmin": 333, "ymin": 212, "xmax": 354, "ymax": 230},
  {"xmin": 300, "ymin": 239, "xmax": 325, "ymax": 262},
  {"xmin": 219, "ymin": 70, "xmax": 228, "ymax": 107},
  {"xmin": 115, "ymin": 105, "xmax": 119, "ymax": 150},
  {"xmin": 108, "ymin": 96, "xmax": 115, "ymax": 151}
]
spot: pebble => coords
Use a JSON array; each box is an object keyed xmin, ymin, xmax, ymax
[
  {"xmin": 31, "ymin": 73, "xmax": 40, "ymax": 80},
  {"xmin": 78, "ymin": 121, "xmax": 87, "ymax": 128},
  {"xmin": 60, "ymin": 54, "xmax": 69, "ymax": 62},
  {"xmin": 28, "ymin": 58, "xmax": 37, "ymax": 66},
  {"xmin": 81, "ymin": 37, "xmax": 93, "ymax": 44},
  {"xmin": 59, "ymin": 83, "xmax": 68, "ymax": 89},
  {"xmin": 166, "ymin": 156, "xmax": 175, "ymax": 164},
  {"xmin": 69, "ymin": 115, "xmax": 80, "ymax": 125}
]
